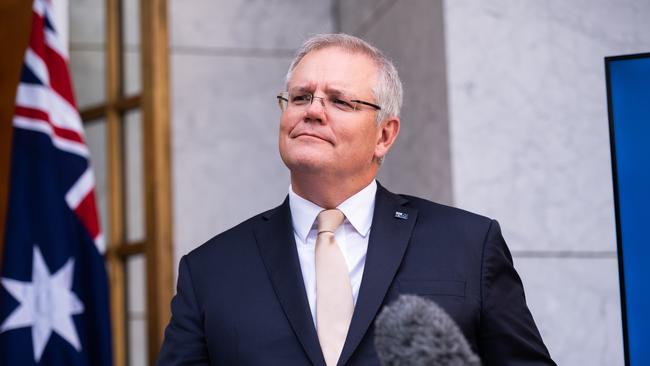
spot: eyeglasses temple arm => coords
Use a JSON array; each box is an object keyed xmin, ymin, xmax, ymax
[{"xmin": 351, "ymin": 99, "xmax": 381, "ymax": 110}]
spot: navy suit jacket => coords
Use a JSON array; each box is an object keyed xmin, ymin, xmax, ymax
[{"xmin": 157, "ymin": 184, "xmax": 555, "ymax": 365}]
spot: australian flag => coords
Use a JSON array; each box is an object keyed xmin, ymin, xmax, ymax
[{"xmin": 0, "ymin": 0, "xmax": 113, "ymax": 364}]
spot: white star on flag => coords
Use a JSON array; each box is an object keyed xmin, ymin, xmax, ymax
[{"xmin": 0, "ymin": 246, "xmax": 85, "ymax": 362}]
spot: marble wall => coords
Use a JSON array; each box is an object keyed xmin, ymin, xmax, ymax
[{"xmin": 444, "ymin": 1, "xmax": 650, "ymax": 364}]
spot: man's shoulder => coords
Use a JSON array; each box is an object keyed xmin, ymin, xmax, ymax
[
  {"xmin": 384, "ymin": 187, "xmax": 494, "ymax": 227},
  {"xmin": 405, "ymin": 194, "xmax": 488, "ymax": 217},
  {"xmin": 390, "ymin": 191, "xmax": 500, "ymax": 250}
]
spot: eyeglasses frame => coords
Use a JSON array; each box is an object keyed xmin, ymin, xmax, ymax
[{"xmin": 276, "ymin": 91, "xmax": 381, "ymax": 112}]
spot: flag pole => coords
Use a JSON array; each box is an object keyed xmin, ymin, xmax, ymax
[{"xmin": 0, "ymin": 0, "xmax": 33, "ymax": 269}]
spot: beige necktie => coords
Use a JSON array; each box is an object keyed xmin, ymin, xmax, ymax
[{"xmin": 315, "ymin": 209, "xmax": 353, "ymax": 366}]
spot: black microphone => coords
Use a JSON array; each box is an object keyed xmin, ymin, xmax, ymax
[{"xmin": 374, "ymin": 295, "xmax": 481, "ymax": 366}]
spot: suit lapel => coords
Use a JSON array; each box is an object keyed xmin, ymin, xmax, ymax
[
  {"xmin": 338, "ymin": 184, "xmax": 418, "ymax": 365},
  {"xmin": 253, "ymin": 198, "xmax": 325, "ymax": 366}
]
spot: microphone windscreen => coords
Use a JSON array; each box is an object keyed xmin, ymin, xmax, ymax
[{"xmin": 374, "ymin": 294, "xmax": 481, "ymax": 366}]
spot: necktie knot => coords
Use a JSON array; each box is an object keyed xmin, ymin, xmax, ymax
[{"xmin": 317, "ymin": 209, "xmax": 345, "ymax": 235}]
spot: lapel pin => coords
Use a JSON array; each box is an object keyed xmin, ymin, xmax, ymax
[{"xmin": 394, "ymin": 211, "xmax": 409, "ymax": 220}]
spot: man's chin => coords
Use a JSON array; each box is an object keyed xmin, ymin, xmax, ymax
[
  {"xmin": 280, "ymin": 154, "xmax": 332, "ymax": 175},
  {"xmin": 280, "ymin": 143, "xmax": 332, "ymax": 167}
]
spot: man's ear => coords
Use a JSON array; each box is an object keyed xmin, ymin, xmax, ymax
[{"xmin": 374, "ymin": 117, "xmax": 400, "ymax": 160}]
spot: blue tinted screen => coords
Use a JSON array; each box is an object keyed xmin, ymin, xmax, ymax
[{"xmin": 608, "ymin": 55, "xmax": 650, "ymax": 366}]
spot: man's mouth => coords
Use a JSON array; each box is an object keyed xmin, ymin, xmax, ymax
[{"xmin": 293, "ymin": 132, "xmax": 332, "ymax": 144}]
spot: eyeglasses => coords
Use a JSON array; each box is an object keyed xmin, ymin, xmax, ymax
[{"xmin": 276, "ymin": 91, "xmax": 381, "ymax": 113}]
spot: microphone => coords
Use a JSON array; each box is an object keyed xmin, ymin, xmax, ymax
[{"xmin": 374, "ymin": 295, "xmax": 481, "ymax": 366}]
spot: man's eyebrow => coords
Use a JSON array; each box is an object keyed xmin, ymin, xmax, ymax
[
  {"xmin": 324, "ymin": 86, "xmax": 346, "ymax": 96},
  {"xmin": 288, "ymin": 84, "xmax": 353, "ymax": 97},
  {"xmin": 289, "ymin": 84, "xmax": 315, "ymax": 93}
]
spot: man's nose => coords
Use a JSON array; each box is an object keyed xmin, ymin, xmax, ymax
[
  {"xmin": 304, "ymin": 95, "xmax": 327, "ymax": 122},
  {"xmin": 310, "ymin": 95, "xmax": 326, "ymax": 108}
]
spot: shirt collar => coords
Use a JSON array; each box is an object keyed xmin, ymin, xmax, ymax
[{"xmin": 288, "ymin": 180, "xmax": 377, "ymax": 242}]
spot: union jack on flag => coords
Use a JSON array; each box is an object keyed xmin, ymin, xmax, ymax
[{"xmin": 0, "ymin": 0, "xmax": 112, "ymax": 364}]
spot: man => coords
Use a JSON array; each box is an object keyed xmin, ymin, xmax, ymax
[{"xmin": 157, "ymin": 34, "xmax": 555, "ymax": 365}]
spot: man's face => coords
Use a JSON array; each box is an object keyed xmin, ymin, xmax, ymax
[{"xmin": 278, "ymin": 47, "xmax": 384, "ymax": 180}]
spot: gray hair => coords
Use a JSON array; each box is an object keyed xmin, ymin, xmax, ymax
[{"xmin": 285, "ymin": 33, "xmax": 403, "ymax": 124}]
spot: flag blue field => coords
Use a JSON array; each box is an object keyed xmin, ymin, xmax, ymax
[
  {"xmin": 0, "ymin": 0, "xmax": 112, "ymax": 364},
  {"xmin": 607, "ymin": 53, "xmax": 650, "ymax": 366}
]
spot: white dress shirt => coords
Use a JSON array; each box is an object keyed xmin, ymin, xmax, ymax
[{"xmin": 288, "ymin": 180, "xmax": 377, "ymax": 323}]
